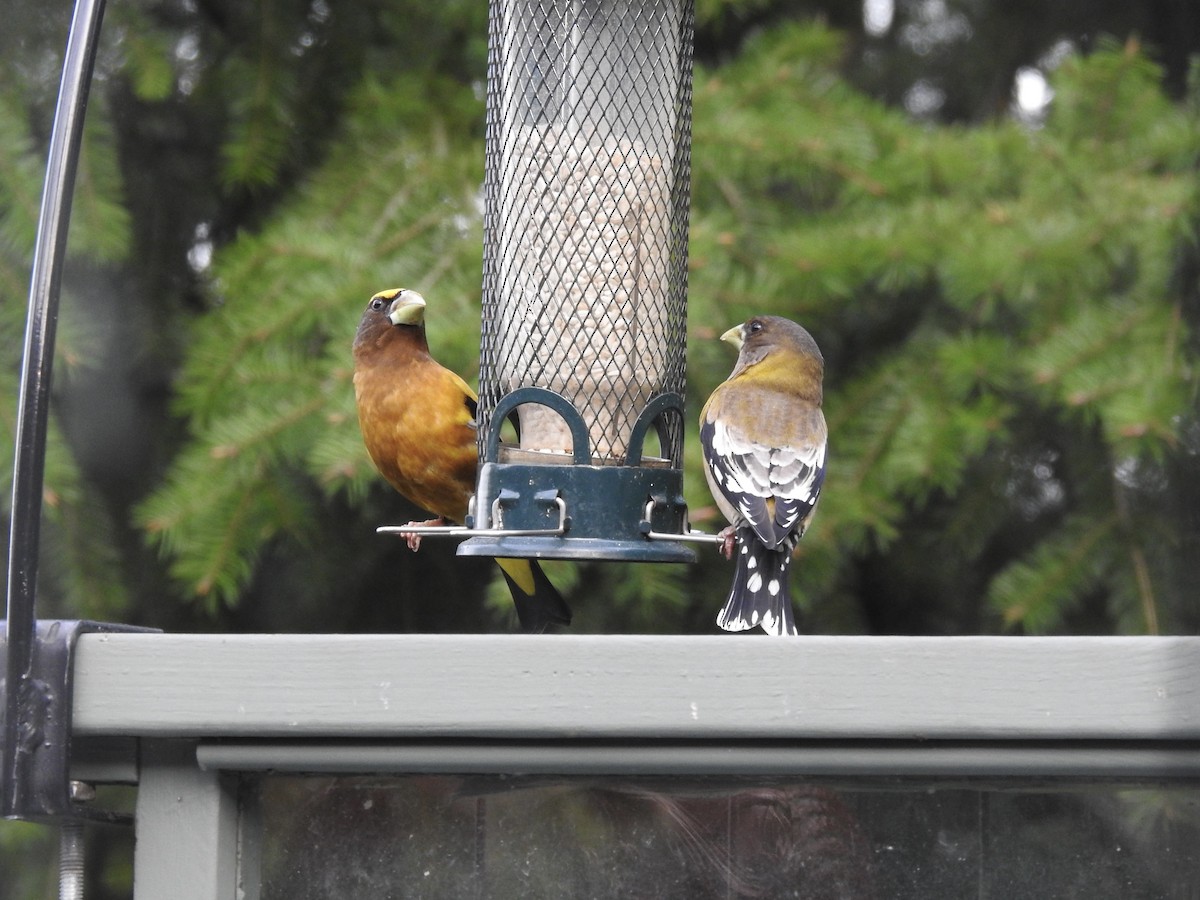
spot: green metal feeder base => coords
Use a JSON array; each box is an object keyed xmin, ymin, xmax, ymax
[
  {"xmin": 458, "ymin": 533, "xmax": 696, "ymax": 563},
  {"xmin": 457, "ymin": 461, "xmax": 697, "ymax": 564}
]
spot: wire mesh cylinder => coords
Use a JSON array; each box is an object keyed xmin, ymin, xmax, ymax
[{"xmin": 480, "ymin": 0, "xmax": 692, "ymax": 466}]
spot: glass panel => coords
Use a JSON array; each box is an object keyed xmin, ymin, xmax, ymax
[{"xmin": 253, "ymin": 775, "xmax": 1200, "ymax": 899}]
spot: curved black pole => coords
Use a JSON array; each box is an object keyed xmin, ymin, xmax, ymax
[{"xmin": 3, "ymin": 0, "xmax": 108, "ymax": 818}]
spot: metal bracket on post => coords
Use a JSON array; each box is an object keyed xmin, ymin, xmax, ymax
[
  {"xmin": 0, "ymin": 620, "xmax": 154, "ymax": 824},
  {"xmin": 2, "ymin": 0, "xmax": 137, "ymax": 831}
]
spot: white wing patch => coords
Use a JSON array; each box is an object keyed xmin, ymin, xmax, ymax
[{"xmin": 701, "ymin": 416, "xmax": 826, "ymax": 549}]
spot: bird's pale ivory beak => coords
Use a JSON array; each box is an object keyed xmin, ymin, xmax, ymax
[
  {"xmin": 720, "ymin": 323, "xmax": 744, "ymax": 349},
  {"xmin": 387, "ymin": 290, "xmax": 426, "ymax": 326}
]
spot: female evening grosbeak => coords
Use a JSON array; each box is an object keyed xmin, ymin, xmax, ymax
[
  {"xmin": 700, "ymin": 316, "xmax": 827, "ymax": 636},
  {"xmin": 352, "ymin": 288, "xmax": 572, "ymax": 633}
]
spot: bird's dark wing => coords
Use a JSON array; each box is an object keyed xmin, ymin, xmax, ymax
[
  {"xmin": 768, "ymin": 438, "xmax": 826, "ymax": 539},
  {"xmin": 700, "ymin": 415, "xmax": 826, "ymax": 549}
]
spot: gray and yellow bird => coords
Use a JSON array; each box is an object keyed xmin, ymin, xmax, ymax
[{"xmin": 700, "ymin": 316, "xmax": 827, "ymax": 636}]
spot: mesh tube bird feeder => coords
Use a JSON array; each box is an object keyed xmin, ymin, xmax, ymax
[{"xmin": 461, "ymin": 0, "xmax": 697, "ymax": 562}]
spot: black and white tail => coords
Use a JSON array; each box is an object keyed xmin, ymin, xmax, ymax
[{"xmin": 716, "ymin": 527, "xmax": 800, "ymax": 636}]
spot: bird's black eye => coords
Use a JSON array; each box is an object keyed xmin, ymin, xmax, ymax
[
  {"xmin": 370, "ymin": 297, "xmax": 386, "ymax": 311},
  {"xmin": 748, "ymin": 319, "xmax": 764, "ymax": 334}
]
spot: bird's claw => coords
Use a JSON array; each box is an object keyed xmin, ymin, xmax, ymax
[
  {"xmin": 399, "ymin": 516, "xmax": 446, "ymax": 552},
  {"xmin": 717, "ymin": 526, "xmax": 737, "ymax": 560}
]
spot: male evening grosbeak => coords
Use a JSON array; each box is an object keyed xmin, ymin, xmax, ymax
[
  {"xmin": 352, "ymin": 288, "xmax": 572, "ymax": 633},
  {"xmin": 700, "ymin": 316, "xmax": 827, "ymax": 636}
]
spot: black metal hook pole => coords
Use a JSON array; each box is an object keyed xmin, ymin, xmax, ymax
[{"xmin": 3, "ymin": 0, "xmax": 108, "ymax": 818}]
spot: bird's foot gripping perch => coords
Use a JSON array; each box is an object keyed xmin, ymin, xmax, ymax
[
  {"xmin": 392, "ymin": 517, "xmax": 446, "ymax": 551},
  {"xmin": 716, "ymin": 525, "xmax": 738, "ymax": 560}
]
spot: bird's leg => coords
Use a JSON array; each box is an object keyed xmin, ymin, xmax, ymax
[
  {"xmin": 399, "ymin": 516, "xmax": 446, "ymax": 552},
  {"xmin": 717, "ymin": 525, "xmax": 738, "ymax": 561}
]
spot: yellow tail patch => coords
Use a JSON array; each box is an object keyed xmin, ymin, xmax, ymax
[{"xmin": 496, "ymin": 557, "xmax": 536, "ymax": 595}]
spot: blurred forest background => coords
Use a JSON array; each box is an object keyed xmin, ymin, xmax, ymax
[{"xmin": 2, "ymin": 0, "xmax": 1200, "ymax": 894}]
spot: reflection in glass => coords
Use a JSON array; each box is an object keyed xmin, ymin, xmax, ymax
[{"xmin": 253, "ymin": 775, "xmax": 1200, "ymax": 899}]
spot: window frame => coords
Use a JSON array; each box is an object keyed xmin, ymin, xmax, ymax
[{"xmin": 68, "ymin": 632, "xmax": 1200, "ymax": 899}]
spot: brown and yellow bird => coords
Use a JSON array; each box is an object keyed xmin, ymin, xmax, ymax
[
  {"xmin": 700, "ymin": 316, "xmax": 827, "ymax": 636},
  {"xmin": 353, "ymin": 288, "xmax": 572, "ymax": 632}
]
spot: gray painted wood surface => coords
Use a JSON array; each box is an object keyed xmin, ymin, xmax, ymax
[
  {"xmin": 72, "ymin": 634, "xmax": 1200, "ymax": 740},
  {"xmin": 193, "ymin": 741, "xmax": 1200, "ymax": 778},
  {"xmin": 133, "ymin": 741, "xmax": 242, "ymax": 900}
]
